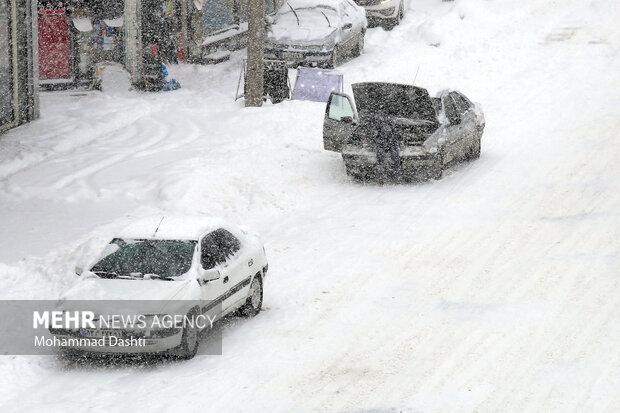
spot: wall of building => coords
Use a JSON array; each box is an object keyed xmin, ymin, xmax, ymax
[
  {"xmin": 1, "ymin": 0, "xmax": 39, "ymax": 134},
  {"xmin": 28, "ymin": 0, "xmax": 289, "ymax": 94}
]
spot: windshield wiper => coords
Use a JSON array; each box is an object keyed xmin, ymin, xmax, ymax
[
  {"xmin": 287, "ymin": 2, "xmax": 300, "ymax": 26},
  {"xmin": 125, "ymin": 272, "xmax": 175, "ymax": 281},
  {"xmin": 93, "ymin": 270, "xmax": 118, "ymax": 279},
  {"xmin": 320, "ymin": 10, "xmax": 331, "ymax": 27},
  {"xmin": 147, "ymin": 274, "xmax": 175, "ymax": 281}
]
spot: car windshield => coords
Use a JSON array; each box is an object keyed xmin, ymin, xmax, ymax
[
  {"xmin": 276, "ymin": 6, "xmax": 338, "ymax": 27},
  {"xmin": 352, "ymin": 83, "xmax": 437, "ymax": 123},
  {"xmin": 90, "ymin": 238, "xmax": 197, "ymax": 279}
]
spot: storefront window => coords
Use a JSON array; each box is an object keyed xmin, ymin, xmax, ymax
[
  {"xmin": 203, "ymin": 0, "xmax": 275, "ymax": 35},
  {"xmin": 239, "ymin": 0, "xmax": 248, "ymax": 23},
  {"xmin": 236, "ymin": 0, "xmax": 275, "ymax": 23},
  {"xmin": 0, "ymin": 0, "xmax": 14, "ymax": 125},
  {"xmin": 202, "ymin": 0, "xmax": 234, "ymax": 35}
]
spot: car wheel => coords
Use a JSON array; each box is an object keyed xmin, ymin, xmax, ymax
[
  {"xmin": 240, "ymin": 275, "xmax": 263, "ymax": 317},
  {"xmin": 431, "ymin": 152, "xmax": 443, "ymax": 180},
  {"xmin": 344, "ymin": 162, "xmax": 362, "ymax": 181},
  {"xmin": 178, "ymin": 308, "xmax": 199, "ymax": 359},
  {"xmin": 468, "ymin": 137, "xmax": 481, "ymax": 160}
]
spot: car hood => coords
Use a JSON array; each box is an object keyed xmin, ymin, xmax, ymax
[
  {"xmin": 56, "ymin": 277, "xmax": 199, "ymax": 316},
  {"xmin": 267, "ymin": 25, "xmax": 337, "ymax": 46},
  {"xmin": 60, "ymin": 276, "xmax": 196, "ymax": 301}
]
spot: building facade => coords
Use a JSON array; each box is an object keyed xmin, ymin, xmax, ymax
[
  {"xmin": 37, "ymin": 0, "xmax": 127, "ymax": 88},
  {"xmin": 1, "ymin": 0, "xmax": 39, "ymax": 133},
  {"xmin": 35, "ymin": 0, "xmax": 286, "ymax": 90}
]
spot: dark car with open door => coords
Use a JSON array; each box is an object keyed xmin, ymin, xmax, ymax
[{"xmin": 323, "ymin": 82, "xmax": 485, "ymax": 181}]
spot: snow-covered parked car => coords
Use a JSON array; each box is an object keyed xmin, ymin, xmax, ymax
[
  {"xmin": 50, "ymin": 216, "xmax": 268, "ymax": 359},
  {"xmin": 264, "ymin": 0, "xmax": 367, "ymax": 68},
  {"xmin": 353, "ymin": 0, "xmax": 406, "ymax": 30},
  {"xmin": 323, "ymin": 82, "xmax": 485, "ymax": 181}
]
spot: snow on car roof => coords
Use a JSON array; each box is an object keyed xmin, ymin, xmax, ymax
[{"xmin": 117, "ymin": 215, "xmax": 230, "ymax": 241}]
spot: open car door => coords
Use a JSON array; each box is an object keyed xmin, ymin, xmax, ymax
[{"xmin": 323, "ymin": 92, "xmax": 358, "ymax": 152}]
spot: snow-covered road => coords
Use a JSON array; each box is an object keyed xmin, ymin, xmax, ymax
[{"xmin": 0, "ymin": 0, "xmax": 619, "ymax": 411}]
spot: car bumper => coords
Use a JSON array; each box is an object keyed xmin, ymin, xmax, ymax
[
  {"xmin": 264, "ymin": 48, "xmax": 333, "ymax": 67},
  {"xmin": 49, "ymin": 331, "xmax": 183, "ymax": 354},
  {"xmin": 363, "ymin": 2, "xmax": 399, "ymax": 20},
  {"xmin": 342, "ymin": 149, "xmax": 438, "ymax": 180}
]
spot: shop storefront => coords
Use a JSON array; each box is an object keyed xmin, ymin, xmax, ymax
[
  {"xmin": 1, "ymin": 0, "xmax": 38, "ymax": 134},
  {"xmin": 37, "ymin": 0, "xmax": 72, "ymax": 84},
  {"xmin": 38, "ymin": 0, "xmax": 169, "ymax": 90},
  {"xmin": 32, "ymin": 0, "xmax": 285, "ymax": 92},
  {"xmin": 37, "ymin": 0, "xmax": 126, "ymax": 88}
]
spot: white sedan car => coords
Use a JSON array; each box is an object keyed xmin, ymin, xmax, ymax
[
  {"xmin": 264, "ymin": 0, "xmax": 367, "ymax": 68},
  {"xmin": 51, "ymin": 216, "xmax": 268, "ymax": 359}
]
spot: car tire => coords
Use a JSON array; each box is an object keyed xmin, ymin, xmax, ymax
[
  {"xmin": 431, "ymin": 152, "xmax": 443, "ymax": 180},
  {"xmin": 240, "ymin": 275, "xmax": 263, "ymax": 317},
  {"xmin": 344, "ymin": 162, "xmax": 362, "ymax": 181},
  {"xmin": 468, "ymin": 137, "xmax": 481, "ymax": 160},
  {"xmin": 178, "ymin": 308, "xmax": 200, "ymax": 359}
]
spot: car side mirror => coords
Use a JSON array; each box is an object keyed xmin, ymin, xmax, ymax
[
  {"xmin": 342, "ymin": 23, "xmax": 352, "ymax": 30},
  {"xmin": 198, "ymin": 268, "xmax": 220, "ymax": 285},
  {"xmin": 75, "ymin": 266, "xmax": 83, "ymax": 276}
]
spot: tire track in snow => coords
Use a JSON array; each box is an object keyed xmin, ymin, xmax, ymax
[
  {"xmin": 59, "ymin": 116, "xmax": 172, "ymax": 195},
  {"xmin": 1, "ymin": 102, "xmax": 174, "ymax": 200}
]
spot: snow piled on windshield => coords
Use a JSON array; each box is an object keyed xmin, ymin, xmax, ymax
[{"xmin": 268, "ymin": 4, "xmax": 339, "ymax": 43}]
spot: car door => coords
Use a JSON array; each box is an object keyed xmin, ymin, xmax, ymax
[
  {"xmin": 198, "ymin": 232, "xmax": 230, "ymax": 316},
  {"xmin": 450, "ymin": 92, "xmax": 476, "ymax": 156},
  {"xmin": 440, "ymin": 94, "xmax": 464, "ymax": 164},
  {"xmin": 210, "ymin": 228, "xmax": 254, "ymax": 311},
  {"xmin": 323, "ymin": 92, "xmax": 358, "ymax": 152}
]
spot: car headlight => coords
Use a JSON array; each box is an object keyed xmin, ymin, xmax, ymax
[
  {"xmin": 303, "ymin": 44, "xmax": 328, "ymax": 52},
  {"xmin": 377, "ymin": 7, "xmax": 396, "ymax": 16},
  {"xmin": 142, "ymin": 314, "xmax": 182, "ymax": 338}
]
